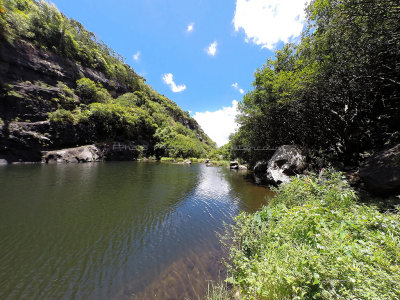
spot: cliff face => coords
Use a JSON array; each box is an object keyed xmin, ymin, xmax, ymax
[
  {"xmin": 0, "ymin": 37, "xmax": 129, "ymax": 121},
  {"xmin": 0, "ymin": 37, "xmax": 212, "ymax": 162}
]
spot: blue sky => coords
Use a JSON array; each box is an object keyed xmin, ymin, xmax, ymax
[{"xmin": 50, "ymin": 0, "xmax": 308, "ymax": 146}]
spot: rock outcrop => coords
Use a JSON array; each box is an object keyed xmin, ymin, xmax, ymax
[
  {"xmin": 266, "ymin": 145, "xmax": 307, "ymax": 185},
  {"xmin": 253, "ymin": 145, "xmax": 308, "ymax": 186},
  {"xmin": 359, "ymin": 144, "xmax": 400, "ymax": 196},
  {"xmin": 42, "ymin": 145, "xmax": 102, "ymax": 163}
]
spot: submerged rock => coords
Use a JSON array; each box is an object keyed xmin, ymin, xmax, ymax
[{"xmin": 359, "ymin": 144, "xmax": 400, "ymax": 196}]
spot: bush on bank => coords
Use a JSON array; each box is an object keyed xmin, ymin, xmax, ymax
[{"xmin": 224, "ymin": 170, "xmax": 400, "ymax": 299}]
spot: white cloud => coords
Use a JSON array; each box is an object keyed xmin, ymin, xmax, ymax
[
  {"xmin": 133, "ymin": 51, "xmax": 141, "ymax": 62},
  {"xmin": 187, "ymin": 22, "xmax": 194, "ymax": 32},
  {"xmin": 232, "ymin": 82, "xmax": 244, "ymax": 94},
  {"xmin": 193, "ymin": 100, "xmax": 239, "ymax": 147},
  {"xmin": 233, "ymin": 0, "xmax": 308, "ymax": 50},
  {"xmin": 206, "ymin": 41, "xmax": 218, "ymax": 56},
  {"xmin": 162, "ymin": 73, "xmax": 187, "ymax": 93}
]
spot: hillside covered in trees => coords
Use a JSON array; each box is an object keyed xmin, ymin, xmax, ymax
[
  {"xmin": 0, "ymin": 0, "xmax": 215, "ymax": 163},
  {"xmin": 228, "ymin": 0, "xmax": 399, "ymax": 168}
]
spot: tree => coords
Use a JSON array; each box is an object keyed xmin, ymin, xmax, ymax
[{"xmin": 232, "ymin": 0, "xmax": 400, "ymax": 166}]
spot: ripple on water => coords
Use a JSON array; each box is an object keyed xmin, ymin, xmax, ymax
[{"xmin": 0, "ymin": 162, "xmax": 271, "ymax": 299}]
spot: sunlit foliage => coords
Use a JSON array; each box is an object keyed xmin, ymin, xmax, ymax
[{"xmin": 231, "ymin": 0, "xmax": 400, "ymax": 166}]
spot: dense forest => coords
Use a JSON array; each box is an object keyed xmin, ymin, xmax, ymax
[
  {"xmin": 0, "ymin": 0, "xmax": 215, "ymax": 162},
  {"xmin": 228, "ymin": 0, "xmax": 399, "ymax": 167}
]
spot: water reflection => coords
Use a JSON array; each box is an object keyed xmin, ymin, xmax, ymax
[{"xmin": 0, "ymin": 162, "xmax": 271, "ymax": 300}]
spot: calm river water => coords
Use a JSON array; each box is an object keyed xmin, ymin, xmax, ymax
[{"xmin": 0, "ymin": 162, "xmax": 273, "ymax": 299}]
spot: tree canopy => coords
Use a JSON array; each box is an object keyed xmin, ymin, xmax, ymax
[{"xmin": 231, "ymin": 0, "xmax": 400, "ymax": 166}]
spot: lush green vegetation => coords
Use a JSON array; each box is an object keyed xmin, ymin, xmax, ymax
[
  {"xmin": 219, "ymin": 171, "xmax": 400, "ymax": 299},
  {"xmin": 230, "ymin": 0, "xmax": 400, "ymax": 166},
  {"xmin": 47, "ymin": 78, "xmax": 215, "ymax": 157},
  {"xmin": 0, "ymin": 0, "xmax": 141, "ymax": 90},
  {"xmin": 1, "ymin": 0, "xmax": 216, "ymax": 158}
]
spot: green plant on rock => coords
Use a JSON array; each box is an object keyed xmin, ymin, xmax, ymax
[
  {"xmin": 55, "ymin": 81, "xmax": 78, "ymax": 109},
  {"xmin": 85, "ymin": 102, "xmax": 156, "ymax": 141},
  {"xmin": 48, "ymin": 108, "xmax": 77, "ymax": 124},
  {"xmin": 75, "ymin": 77, "xmax": 112, "ymax": 104}
]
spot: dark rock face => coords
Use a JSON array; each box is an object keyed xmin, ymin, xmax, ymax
[
  {"xmin": 253, "ymin": 160, "xmax": 269, "ymax": 173},
  {"xmin": 102, "ymin": 143, "xmax": 142, "ymax": 161},
  {"xmin": 0, "ymin": 82, "xmax": 61, "ymax": 122},
  {"xmin": 0, "ymin": 38, "xmax": 129, "ymax": 104},
  {"xmin": 0, "ymin": 120, "xmax": 100, "ymax": 162},
  {"xmin": 266, "ymin": 145, "xmax": 307, "ymax": 185},
  {"xmin": 359, "ymin": 144, "xmax": 400, "ymax": 196}
]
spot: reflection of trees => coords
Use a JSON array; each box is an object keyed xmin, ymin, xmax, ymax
[{"xmin": 217, "ymin": 167, "xmax": 275, "ymax": 213}]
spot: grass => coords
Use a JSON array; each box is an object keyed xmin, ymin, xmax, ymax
[
  {"xmin": 213, "ymin": 169, "xmax": 400, "ymax": 299},
  {"xmin": 159, "ymin": 157, "xmax": 231, "ymax": 167},
  {"xmin": 205, "ymin": 280, "xmax": 233, "ymax": 300}
]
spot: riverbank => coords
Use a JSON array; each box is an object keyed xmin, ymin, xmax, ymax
[{"xmin": 209, "ymin": 170, "xmax": 400, "ymax": 299}]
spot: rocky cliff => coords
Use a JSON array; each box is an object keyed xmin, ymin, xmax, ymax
[{"xmin": 0, "ymin": 35, "xmax": 213, "ymax": 163}]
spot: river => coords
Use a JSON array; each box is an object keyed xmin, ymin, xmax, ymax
[{"xmin": 0, "ymin": 162, "xmax": 273, "ymax": 299}]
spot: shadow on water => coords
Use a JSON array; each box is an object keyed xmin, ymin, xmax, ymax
[{"xmin": 0, "ymin": 162, "xmax": 272, "ymax": 299}]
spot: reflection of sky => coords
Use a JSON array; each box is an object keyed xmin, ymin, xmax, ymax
[{"xmin": 194, "ymin": 165, "xmax": 231, "ymax": 199}]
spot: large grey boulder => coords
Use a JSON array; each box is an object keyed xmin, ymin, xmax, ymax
[
  {"xmin": 359, "ymin": 144, "xmax": 400, "ymax": 196},
  {"xmin": 42, "ymin": 145, "xmax": 102, "ymax": 163},
  {"xmin": 265, "ymin": 145, "xmax": 307, "ymax": 185}
]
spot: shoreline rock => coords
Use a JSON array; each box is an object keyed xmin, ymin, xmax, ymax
[
  {"xmin": 42, "ymin": 145, "xmax": 102, "ymax": 163},
  {"xmin": 359, "ymin": 144, "xmax": 400, "ymax": 196},
  {"xmin": 253, "ymin": 145, "xmax": 308, "ymax": 186}
]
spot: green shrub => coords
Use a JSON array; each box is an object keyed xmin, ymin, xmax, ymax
[
  {"xmin": 154, "ymin": 126, "xmax": 209, "ymax": 159},
  {"xmin": 116, "ymin": 91, "xmax": 148, "ymax": 107},
  {"xmin": 225, "ymin": 170, "xmax": 400, "ymax": 299},
  {"xmin": 76, "ymin": 77, "xmax": 112, "ymax": 104},
  {"xmin": 85, "ymin": 102, "xmax": 156, "ymax": 141},
  {"xmin": 48, "ymin": 108, "xmax": 76, "ymax": 124},
  {"xmin": 56, "ymin": 81, "xmax": 78, "ymax": 108},
  {"xmin": 160, "ymin": 157, "xmax": 175, "ymax": 162}
]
